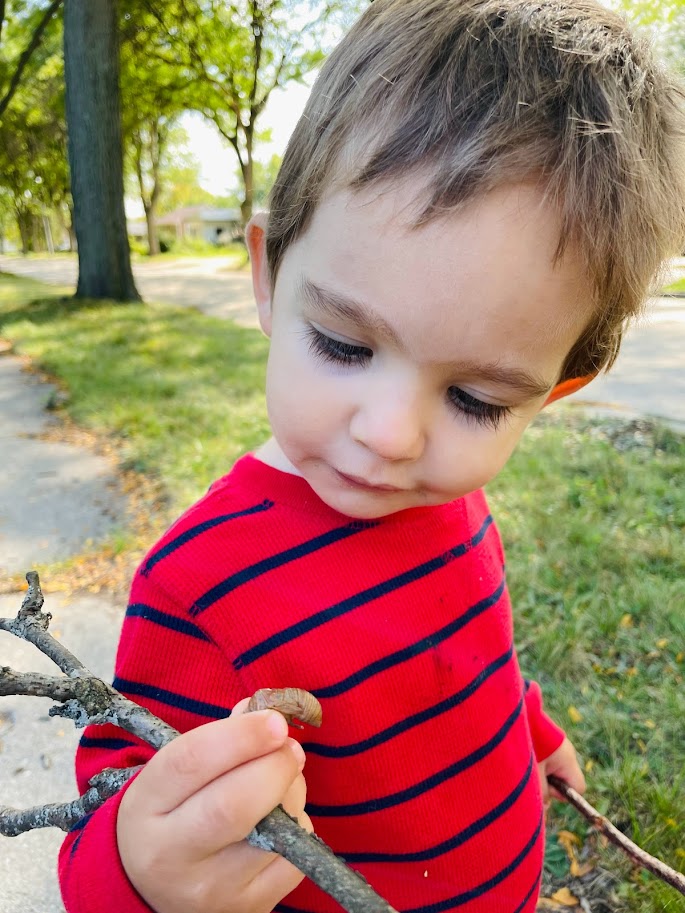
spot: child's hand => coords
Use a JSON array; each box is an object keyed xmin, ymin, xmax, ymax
[
  {"xmin": 538, "ymin": 737, "xmax": 586, "ymax": 806},
  {"xmin": 116, "ymin": 698, "xmax": 310, "ymax": 913}
]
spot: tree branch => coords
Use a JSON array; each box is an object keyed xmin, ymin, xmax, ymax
[
  {"xmin": 0, "ymin": 0, "xmax": 64, "ymax": 120},
  {"xmin": 0, "ymin": 0, "xmax": 7, "ymax": 46},
  {"xmin": 548, "ymin": 775, "xmax": 685, "ymax": 897},
  {"xmin": 0, "ymin": 572, "xmax": 398, "ymax": 913}
]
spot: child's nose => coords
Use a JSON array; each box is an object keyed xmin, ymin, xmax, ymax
[{"xmin": 349, "ymin": 389, "xmax": 426, "ymax": 462}]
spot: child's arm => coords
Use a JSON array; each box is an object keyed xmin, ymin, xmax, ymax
[
  {"xmin": 538, "ymin": 735, "xmax": 586, "ymax": 804},
  {"xmin": 116, "ymin": 700, "xmax": 309, "ymax": 913},
  {"xmin": 523, "ymin": 679, "xmax": 586, "ymax": 802}
]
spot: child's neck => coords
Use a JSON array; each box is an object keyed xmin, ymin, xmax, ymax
[{"xmin": 254, "ymin": 437, "xmax": 303, "ymax": 477}]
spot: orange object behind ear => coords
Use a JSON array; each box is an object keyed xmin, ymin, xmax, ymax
[{"xmin": 544, "ymin": 375, "xmax": 596, "ymax": 406}]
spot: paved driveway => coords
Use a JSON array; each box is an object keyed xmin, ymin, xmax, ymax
[{"xmin": 0, "ymin": 254, "xmax": 257, "ymax": 327}]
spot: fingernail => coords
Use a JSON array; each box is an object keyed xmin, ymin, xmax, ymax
[{"xmin": 288, "ymin": 739, "xmax": 306, "ymax": 768}]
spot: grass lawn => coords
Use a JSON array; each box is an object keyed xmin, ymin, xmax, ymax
[
  {"xmin": 661, "ymin": 276, "xmax": 685, "ymax": 296},
  {"xmin": 0, "ymin": 273, "xmax": 683, "ymax": 912}
]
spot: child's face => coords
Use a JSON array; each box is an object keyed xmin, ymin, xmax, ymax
[{"xmin": 247, "ymin": 180, "xmax": 594, "ymax": 520}]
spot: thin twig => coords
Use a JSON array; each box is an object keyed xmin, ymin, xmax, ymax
[
  {"xmin": 548, "ymin": 775, "xmax": 685, "ymax": 896},
  {"xmin": 0, "ymin": 767, "xmax": 141, "ymax": 836}
]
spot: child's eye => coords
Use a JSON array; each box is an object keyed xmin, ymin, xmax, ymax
[
  {"xmin": 305, "ymin": 326, "xmax": 372, "ymax": 367},
  {"xmin": 448, "ymin": 386, "xmax": 511, "ymax": 429}
]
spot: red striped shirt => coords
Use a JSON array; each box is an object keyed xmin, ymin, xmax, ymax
[{"xmin": 59, "ymin": 454, "xmax": 565, "ymax": 913}]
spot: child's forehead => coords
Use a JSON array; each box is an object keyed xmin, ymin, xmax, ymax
[
  {"xmin": 296, "ymin": 180, "xmax": 589, "ymax": 300},
  {"xmin": 281, "ymin": 181, "xmax": 595, "ymax": 376}
]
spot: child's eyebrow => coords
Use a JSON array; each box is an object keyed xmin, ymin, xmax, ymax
[
  {"xmin": 297, "ymin": 274, "xmax": 554, "ymax": 399},
  {"xmin": 298, "ymin": 275, "xmax": 402, "ymax": 346}
]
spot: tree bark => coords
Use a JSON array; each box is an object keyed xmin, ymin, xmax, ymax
[
  {"xmin": 144, "ymin": 204, "xmax": 160, "ymax": 256},
  {"xmin": 63, "ymin": 0, "xmax": 140, "ymax": 301}
]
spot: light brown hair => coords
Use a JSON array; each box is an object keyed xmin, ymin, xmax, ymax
[{"xmin": 266, "ymin": 0, "xmax": 685, "ymax": 381}]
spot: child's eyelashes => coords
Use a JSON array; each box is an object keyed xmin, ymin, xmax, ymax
[
  {"xmin": 305, "ymin": 325, "xmax": 511, "ymax": 429},
  {"xmin": 447, "ymin": 387, "xmax": 511, "ymax": 429},
  {"xmin": 305, "ymin": 325, "xmax": 372, "ymax": 366}
]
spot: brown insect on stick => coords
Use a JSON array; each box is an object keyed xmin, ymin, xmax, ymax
[{"xmin": 247, "ymin": 687, "xmax": 323, "ymax": 729}]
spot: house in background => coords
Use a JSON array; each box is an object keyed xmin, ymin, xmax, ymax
[{"xmin": 127, "ymin": 206, "xmax": 243, "ymax": 246}]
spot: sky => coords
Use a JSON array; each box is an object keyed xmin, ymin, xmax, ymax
[
  {"xmin": 185, "ymin": 73, "xmax": 315, "ymax": 194},
  {"xmin": 126, "ymin": 73, "xmax": 315, "ymax": 218}
]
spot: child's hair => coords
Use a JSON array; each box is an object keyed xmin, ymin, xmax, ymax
[{"xmin": 266, "ymin": 0, "xmax": 685, "ymax": 382}]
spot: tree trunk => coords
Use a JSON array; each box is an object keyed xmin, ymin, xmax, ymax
[
  {"xmin": 63, "ymin": 0, "xmax": 140, "ymax": 301},
  {"xmin": 240, "ymin": 148, "xmax": 254, "ymax": 228},
  {"xmin": 16, "ymin": 208, "xmax": 32, "ymax": 254},
  {"xmin": 144, "ymin": 204, "xmax": 160, "ymax": 256}
]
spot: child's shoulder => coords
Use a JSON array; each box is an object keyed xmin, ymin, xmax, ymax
[{"xmin": 133, "ymin": 454, "xmax": 343, "ymax": 609}]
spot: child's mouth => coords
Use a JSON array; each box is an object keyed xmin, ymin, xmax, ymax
[{"xmin": 335, "ymin": 470, "xmax": 405, "ymax": 493}]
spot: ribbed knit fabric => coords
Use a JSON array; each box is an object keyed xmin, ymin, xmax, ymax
[{"xmin": 59, "ymin": 454, "xmax": 565, "ymax": 913}]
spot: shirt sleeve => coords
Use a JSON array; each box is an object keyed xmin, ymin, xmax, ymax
[
  {"xmin": 58, "ymin": 566, "xmax": 246, "ymax": 913},
  {"xmin": 523, "ymin": 678, "xmax": 566, "ymax": 762}
]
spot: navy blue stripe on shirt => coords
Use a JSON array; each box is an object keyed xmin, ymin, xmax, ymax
[
  {"xmin": 69, "ymin": 812, "xmax": 93, "ymax": 834},
  {"xmin": 79, "ymin": 735, "xmax": 138, "ymax": 751},
  {"xmin": 303, "ymin": 646, "xmax": 514, "ymax": 758},
  {"xmin": 342, "ymin": 752, "xmax": 533, "ymax": 863},
  {"xmin": 113, "ymin": 677, "xmax": 231, "ymax": 719},
  {"xmin": 513, "ymin": 868, "xmax": 544, "ymax": 913},
  {"xmin": 140, "ymin": 499, "xmax": 274, "ymax": 576},
  {"xmin": 190, "ymin": 520, "xmax": 377, "ymax": 618},
  {"xmin": 69, "ymin": 812, "xmax": 94, "ymax": 858},
  {"xmin": 306, "ymin": 695, "xmax": 523, "ymax": 817},
  {"xmin": 275, "ymin": 822, "xmax": 542, "ymax": 913},
  {"xmin": 311, "ymin": 576, "xmax": 506, "ymax": 700},
  {"xmin": 126, "ymin": 603, "xmax": 211, "ymax": 641},
  {"xmin": 403, "ymin": 813, "xmax": 543, "ymax": 912},
  {"xmin": 233, "ymin": 514, "xmax": 494, "ymax": 669}
]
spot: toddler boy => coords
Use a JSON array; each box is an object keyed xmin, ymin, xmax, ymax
[{"xmin": 59, "ymin": 1, "xmax": 685, "ymax": 911}]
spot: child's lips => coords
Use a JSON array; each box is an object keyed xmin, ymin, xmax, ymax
[{"xmin": 335, "ymin": 470, "xmax": 405, "ymax": 492}]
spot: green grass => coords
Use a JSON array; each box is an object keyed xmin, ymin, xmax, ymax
[
  {"xmin": 0, "ymin": 272, "xmax": 683, "ymax": 911},
  {"xmin": 660, "ymin": 276, "xmax": 685, "ymax": 295},
  {"xmin": 0, "ymin": 273, "xmax": 270, "ymax": 513}
]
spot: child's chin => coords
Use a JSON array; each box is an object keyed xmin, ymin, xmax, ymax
[{"xmin": 315, "ymin": 483, "xmax": 415, "ymax": 520}]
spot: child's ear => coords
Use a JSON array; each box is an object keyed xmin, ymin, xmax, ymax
[
  {"xmin": 543, "ymin": 375, "xmax": 596, "ymax": 406},
  {"xmin": 245, "ymin": 211, "xmax": 273, "ymax": 337}
]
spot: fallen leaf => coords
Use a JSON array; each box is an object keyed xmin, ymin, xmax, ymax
[
  {"xmin": 656, "ymin": 638, "xmax": 669, "ymax": 648},
  {"xmin": 619, "ymin": 613, "xmax": 633, "ymax": 628},
  {"xmin": 558, "ymin": 831, "xmax": 581, "ymax": 850},
  {"xmin": 551, "ymin": 887, "xmax": 579, "ymax": 906},
  {"xmin": 567, "ymin": 706, "xmax": 582, "ymax": 724},
  {"xmin": 537, "ymin": 900, "xmax": 567, "ymax": 911},
  {"xmin": 570, "ymin": 860, "xmax": 595, "ymax": 878}
]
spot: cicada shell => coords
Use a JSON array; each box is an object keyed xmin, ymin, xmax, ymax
[{"xmin": 247, "ymin": 687, "xmax": 322, "ymax": 729}]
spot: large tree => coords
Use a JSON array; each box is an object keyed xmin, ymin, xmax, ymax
[
  {"xmin": 0, "ymin": 0, "xmax": 63, "ymax": 121},
  {"xmin": 0, "ymin": 7, "xmax": 70, "ymax": 252},
  {"xmin": 140, "ymin": 0, "xmax": 364, "ymax": 227},
  {"xmin": 119, "ymin": 7, "xmax": 194, "ymax": 255},
  {"xmin": 63, "ymin": 0, "xmax": 139, "ymax": 300}
]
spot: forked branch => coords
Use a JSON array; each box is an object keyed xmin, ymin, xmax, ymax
[{"xmin": 0, "ymin": 572, "xmax": 397, "ymax": 913}]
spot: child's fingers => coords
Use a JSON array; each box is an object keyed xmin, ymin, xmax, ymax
[
  {"xmin": 140, "ymin": 709, "xmax": 291, "ymax": 815},
  {"xmin": 241, "ymin": 852, "xmax": 309, "ymax": 911},
  {"xmin": 280, "ymin": 771, "xmax": 309, "ymax": 827},
  {"xmin": 171, "ymin": 741, "xmax": 306, "ymax": 855}
]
